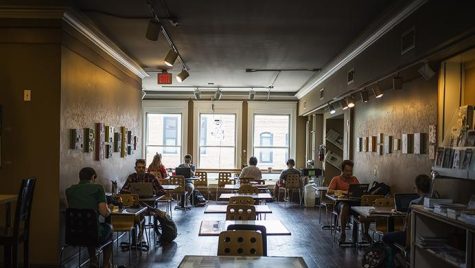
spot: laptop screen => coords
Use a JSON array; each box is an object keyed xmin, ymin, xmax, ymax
[
  {"xmin": 176, "ymin": 167, "xmax": 191, "ymax": 178},
  {"xmin": 348, "ymin": 184, "xmax": 369, "ymax": 198},
  {"xmin": 394, "ymin": 193, "xmax": 420, "ymax": 212}
]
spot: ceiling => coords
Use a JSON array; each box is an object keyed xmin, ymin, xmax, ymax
[{"xmin": 73, "ymin": 0, "xmax": 395, "ymax": 96}]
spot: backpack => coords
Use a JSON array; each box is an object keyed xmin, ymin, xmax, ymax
[
  {"xmin": 148, "ymin": 207, "xmax": 177, "ymax": 244},
  {"xmin": 362, "ymin": 242, "xmax": 386, "ymax": 268},
  {"xmin": 368, "ymin": 181, "xmax": 391, "ymax": 196},
  {"xmin": 193, "ymin": 189, "xmax": 207, "ymax": 207}
]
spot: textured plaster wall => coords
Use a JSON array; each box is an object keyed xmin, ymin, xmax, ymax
[
  {"xmin": 59, "ymin": 46, "xmax": 142, "ymax": 204},
  {"xmin": 353, "ymin": 77, "xmax": 437, "ymax": 193}
]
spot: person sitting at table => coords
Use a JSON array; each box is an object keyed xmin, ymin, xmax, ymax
[
  {"xmin": 273, "ymin": 158, "xmax": 301, "ymax": 201},
  {"xmin": 66, "ymin": 167, "xmax": 112, "ymax": 268},
  {"xmin": 240, "ymin": 156, "xmax": 262, "ymax": 180},
  {"xmin": 121, "ymin": 159, "xmax": 166, "ymax": 196},
  {"xmin": 327, "ymin": 159, "xmax": 359, "ymax": 243},
  {"xmin": 382, "ymin": 174, "xmax": 431, "ymax": 249},
  {"xmin": 147, "ymin": 153, "xmax": 168, "ymax": 179},
  {"xmin": 177, "ymin": 154, "xmax": 201, "ymax": 207}
]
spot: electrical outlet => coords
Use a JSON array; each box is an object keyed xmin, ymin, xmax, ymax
[{"xmin": 24, "ymin": 90, "xmax": 31, "ymax": 101}]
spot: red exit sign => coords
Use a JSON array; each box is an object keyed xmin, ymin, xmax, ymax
[{"xmin": 157, "ymin": 72, "xmax": 172, "ymax": 84}]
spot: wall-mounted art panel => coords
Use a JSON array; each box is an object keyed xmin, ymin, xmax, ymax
[
  {"xmin": 83, "ymin": 128, "xmax": 95, "ymax": 153},
  {"xmin": 429, "ymin": 125, "xmax": 437, "ymax": 144},
  {"xmin": 113, "ymin": 132, "xmax": 121, "ymax": 152},
  {"xmin": 69, "ymin": 129, "xmax": 83, "ymax": 150},
  {"xmin": 105, "ymin": 125, "xmax": 114, "ymax": 143},
  {"xmin": 120, "ymin": 126, "xmax": 127, "ymax": 158},
  {"xmin": 369, "ymin": 136, "xmax": 377, "ymax": 152},
  {"xmin": 95, "ymin": 123, "xmax": 105, "ymax": 161},
  {"xmin": 105, "ymin": 144, "xmax": 113, "ymax": 159},
  {"xmin": 377, "ymin": 133, "xmax": 384, "ymax": 145},
  {"xmin": 402, "ymin": 133, "xmax": 414, "ymax": 154},
  {"xmin": 393, "ymin": 138, "xmax": 401, "ymax": 151},
  {"xmin": 414, "ymin": 133, "xmax": 426, "ymax": 154},
  {"xmin": 363, "ymin": 137, "xmax": 368, "ymax": 152},
  {"xmin": 385, "ymin": 135, "xmax": 393, "ymax": 154},
  {"xmin": 133, "ymin": 136, "xmax": 138, "ymax": 151},
  {"xmin": 357, "ymin": 137, "xmax": 363, "ymax": 152}
]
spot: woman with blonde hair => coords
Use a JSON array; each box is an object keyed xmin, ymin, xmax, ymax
[{"xmin": 148, "ymin": 153, "xmax": 168, "ymax": 179}]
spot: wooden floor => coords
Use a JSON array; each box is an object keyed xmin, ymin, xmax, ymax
[{"xmin": 64, "ymin": 201, "xmax": 364, "ymax": 268}]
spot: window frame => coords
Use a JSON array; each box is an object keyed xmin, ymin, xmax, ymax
[
  {"xmin": 258, "ymin": 132, "xmax": 274, "ymax": 164},
  {"xmin": 193, "ymin": 101, "xmax": 242, "ymax": 169},
  {"xmin": 247, "ymin": 101, "xmax": 297, "ymax": 169},
  {"xmin": 143, "ymin": 100, "xmax": 188, "ymax": 166},
  {"xmin": 162, "ymin": 116, "xmax": 179, "ymax": 154}
]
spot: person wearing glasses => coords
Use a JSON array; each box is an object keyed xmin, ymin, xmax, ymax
[{"xmin": 66, "ymin": 167, "xmax": 112, "ymax": 268}]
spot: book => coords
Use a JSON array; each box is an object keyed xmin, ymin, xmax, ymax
[
  {"xmin": 452, "ymin": 150, "xmax": 460, "ymax": 169},
  {"xmin": 436, "ymin": 147, "xmax": 444, "ymax": 167},
  {"xmin": 467, "ymin": 130, "xmax": 475, "ymax": 146},
  {"xmin": 462, "ymin": 149, "xmax": 472, "ymax": 169}
]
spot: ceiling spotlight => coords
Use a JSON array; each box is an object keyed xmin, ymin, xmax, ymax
[
  {"xmin": 373, "ymin": 85, "xmax": 384, "ymax": 98},
  {"xmin": 193, "ymin": 88, "xmax": 200, "ymax": 100},
  {"xmin": 145, "ymin": 19, "xmax": 161, "ymax": 41},
  {"xmin": 341, "ymin": 99, "xmax": 349, "ymax": 110},
  {"xmin": 214, "ymin": 89, "xmax": 222, "ymax": 100},
  {"xmin": 361, "ymin": 90, "xmax": 369, "ymax": 102},
  {"xmin": 249, "ymin": 89, "xmax": 255, "ymax": 100},
  {"xmin": 347, "ymin": 96, "xmax": 355, "ymax": 108},
  {"xmin": 164, "ymin": 49, "xmax": 178, "ymax": 67},
  {"xmin": 418, "ymin": 62, "xmax": 435, "ymax": 80},
  {"xmin": 393, "ymin": 76, "xmax": 403, "ymax": 90},
  {"xmin": 329, "ymin": 103, "xmax": 336, "ymax": 114},
  {"xmin": 176, "ymin": 69, "xmax": 189, "ymax": 83}
]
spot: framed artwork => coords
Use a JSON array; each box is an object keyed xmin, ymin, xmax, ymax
[
  {"xmin": 95, "ymin": 123, "xmax": 105, "ymax": 161},
  {"xmin": 414, "ymin": 133, "xmax": 426, "ymax": 154},
  {"xmin": 377, "ymin": 133, "xmax": 384, "ymax": 145},
  {"xmin": 370, "ymin": 136, "xmax": 377, "ymax": 152},
  {"xmin": 402, "ymin": 133, "xmax": 414, "ymax": 154},
  {"xmin": 363, "ymin": 137, "xmax": 368, "ymax": 152},
  {"xmin": 429, "ymin": 125, "xmax": 437, "ymax": 144},
  {"xmin": 385, "ymin": 136, "xmax": 393, "ymax": 154},
  {"xmin": 120, "ymin": 126, "xmax": 127, "ymax": 158},
  {"xmin": 357, "ymin": 137, "xmax": 363, "ymax": 152},
  {"xmin": 393, "ymin": 138, "xmax": 401, "ymax": 151},
  {"xmin": 83, "ymin": 128, "xmax": 95, "ymax": 153},
  {"xmin": 428, "ymin": 145, "xmax": 436, "ymax": 160}
]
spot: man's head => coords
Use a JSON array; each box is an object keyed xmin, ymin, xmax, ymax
[
  {"xmin": 286, "ymin": 159, "xmax": 295, "ymax": 168},
  {"xmin": 249, "ymin": 156, "xmax": 258, "ymax": 166},
  {"xmin": 414, "ymin": 174, "xmax": 431, "ymax": 195},
  {"xmin": 341, "ymin": 160, "xmax": 354, "ymax": 179},
  {"xmin": 79, "ymin": 167, "xmax": 97, "ymax": 182},
  {"xmin": 135, "ymin": 159, "xmax": 147, "ymax": 174},
  {"xmin": 184, "ymin": 154, "xmax": 192, "ymax": 164}
]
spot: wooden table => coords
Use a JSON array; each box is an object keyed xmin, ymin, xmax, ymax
[
  {"xmin": 325, "ymin": 193, "xmax": 361, "ymax": 202},
  {"xmin": 224, "ymin": 184, "xmax": 268, "ymax": 190},
  {"xmin": 0, "ymin": 195, "xmax": 17, "ymax": 228},
  {"xmin": 199, "ymin": 220, "xmax": 291, "ymax": 236},
  {"xmin": 218, "ymin": 193, "xmax": 273, "ymax": 201},
  {"xmin": 162, "ymin": 185, "xmax": 179, "ymax": 191},
  {"xmin": 204, "ymin": 204, "xmax": 272, "ymax": 219},
  {"xmin": 178, "ymin": 255, "xmax": 308, "ymax": 268}
]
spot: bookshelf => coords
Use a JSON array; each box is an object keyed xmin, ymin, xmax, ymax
[{"xmin": 411, "ymin": 206, "xmax": 475, "ymax": 268}]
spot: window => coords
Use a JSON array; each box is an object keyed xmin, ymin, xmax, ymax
[
  {"xmin": 146, "ymin": 113, "xmax": 182, "ymax": 168},
  {"xmin": 253, "ymin": 115, "xmax": 289, "ymax": 169},
  {"xmin": 163, "ymin": 116, "xmax": 178, "ymax": 154},
  {"xmin": 199, "ymin": 114, "xmax": 236, "ymax": 168},
  {"xmin": 259, "ymin": 132, "xmax": 273, "ymax": 163}
]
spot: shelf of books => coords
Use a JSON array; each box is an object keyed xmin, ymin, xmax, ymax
[
  {"xmin": 411, "ymin": 205, "xmax": 475, "ymax": 268},
  {"xmin": 433, "ymin": 105, "xmax": 475, "ymax": 180}
]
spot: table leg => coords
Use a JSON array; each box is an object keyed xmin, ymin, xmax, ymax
[{"xmin": 6, "ymin": 203, "xmax": 11, "ymax": 228}]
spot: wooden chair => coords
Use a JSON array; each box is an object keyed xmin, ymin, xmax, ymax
[
  {"xmin": 226, "ymin": 224, "xmax": 267, "ymax": 256},
  {"xmin": 239, "ymin": 177, "xmax": 252, "ymax": 184},
  {"xmin": 60, "ymin": 208, "xmax": 115, "ymax": 267},
  {"xmin": 194, "ymin": 171, "xmax": 209, "ymax": 199},
  {"xmin": 226, "ymin": 204, "xmax": 257, "ymax": 220},
  {"xmin": 282, "ymin": 174, "xmax": 303, "ymax": 205},
  {"xmin": 373, "ymin": 197, "xmax": 404, "ymax": 240},
  {"xmin": 217, "ymin": 230, "xmax": 264, "ymax": 256},
  {"xmin": 228, "ymin": 196, "xmax": 255, "ymax": 205},
  {"xmin": 238, "ymin": 185, "xmax": 259, "ymax": 195},
  {"xmin": 216, "ymin": 172, "xmax": 234, "ymax": 201},
  {"xmin": 169, "ymin": 175, "xmax": 188, "ymax": 208},
  {"xmin": 0, "ymin": 178, "xmax": 36, "ymax": 268}
]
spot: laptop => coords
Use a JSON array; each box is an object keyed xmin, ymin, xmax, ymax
[
  {"xmin": 394, "ymin": 193, "xmax": 420, "ymax": 212},
  {"xmin": 175, "ymin": 167, "xmax": 191, "ymax": 178},
  {"xmin": 348, "ymin": 183, "xmax": 369, "ymax": 198},
  {"xmin": 129, "ymin": 182, "xmax": 154, "ymax": 197}
]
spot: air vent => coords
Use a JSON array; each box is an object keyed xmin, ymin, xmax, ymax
[
  {"xmin": 347, "ymin": 69, "xmax": 354, "ymax": 85},
  {"xmin": 401, "ymin": 27, "xmax": 415, "ymax": 55}
]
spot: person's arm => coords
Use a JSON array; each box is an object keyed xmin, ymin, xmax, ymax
[
  {"xmin": 120, "ymin": 175, "xmax": 133, "ymax": 193},
  {"xmin": 327, "ymin": 177, "xmax": 337, "ymax": 194},
  {"xmin": 150, "ymin": 174, "xmax": 165, "ymax": 196},
  {"xmin": 97, "ymin": 186, "xmax": 110, "ymax": 218}
]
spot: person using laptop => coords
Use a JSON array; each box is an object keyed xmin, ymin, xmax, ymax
[
  {"xmin": 177, "ymin": 154, "xmax": 199, "ymax": 207},
  {"xmin": 148, "ymin": 153, "xmax": 168, "ymax": 179},
  {"xmin": 327, "ymin": 160, "xmax": 360, "ymax": 243},
  {"xmin": 66, "ymin": 167, "xmax": 112, "ymax": 268},
  {"xmin": 122, "ymin": 159, "xmax": 165, "ymax": 196},
  {"xmin": 240, "ymin": 156, "xmax": 262, "ymax": 180},
  {"xmin": 274, "ymin": 158, "xmax": 301, "ymax": 201},
  {"xmin": 382, "ymin": 174, "xmax": 431, "ymax": 249}
]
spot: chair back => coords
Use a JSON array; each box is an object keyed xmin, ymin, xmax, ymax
[
  {"xmin": 218, "ymin": 177, "xmax": 234, "ymax": 188},
  {"xmin": 65, "ymin": 208, "xmax": 99, "ymax": 246},
  {"xmin": 13, "ymin": 178, "xmax": 37, "ymax": 238},
  {"xmin": 360, "ymin": 195, "xmax": 384, "ymax": 206},
  {"xmin": 219, "ymin": 172, "xmax": 232, "ymax": 180},
  {"xmin": 374, "ymin": 197, "xmax": 395, "ymax": 207},
  {"xmin": 226, "ymin": 204, "xmax": 256, "ymax": 220},
  {"xmin": 239, "ymin": 178, "xmax": 252, "ymax": 184},
  {"xmin": 117, "ymin": 194, "xmax": 139, "ymax": 207},
  {"xmin": 227, "ymin": 224, "xmax": 267, "ymax": 256},
  {"xmin": 194, "ymin": 172, "xmax": 208, "ymax": 187},
  {"xmin": 228, "ymin": 196, "xmax": 255, "ymax": 205},
  {"xmin": 285, "ymin": 174, "xmax": 301, "ymax": 189},
  {"xmin": 158, "ymin": 178, "xmax": 169, "ymax": 185},
  {"xmin": 238, "ymin": 185, "xmax": 259, "ymax": 194},
  {"xmin": 217, "ymin": 230, "xmax": 264, "ymax": 256},
  {"xmin": 169, "ymin": 175, "xmax": 185, "ymax": 186}
]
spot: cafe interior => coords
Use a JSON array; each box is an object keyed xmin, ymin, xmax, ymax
[{"xmin": 1, "ymin": 0, "xmax": 475, "ymax": 267}]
